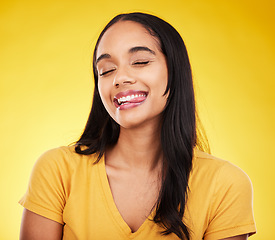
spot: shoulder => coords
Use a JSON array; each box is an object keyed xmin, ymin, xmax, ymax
[
  {"xmin": 36, "ymin": 145, "xmax": 84, "ymax": 163},
  {"xmin": 19, "ymin": 145, "xmax": 100, "ymax": 222},
  {"xmin": 189, "ymin": 149, "xmax": 256, "ymax": 239},
  {"xmin": 192, "ymin": 149, "xmax": 252, "ymax": 187},
  {"xmin": 34, "ymin": 145, "xmax": 97, "ymax": 167},
  {"xmin": 191, "ymin": 149, "xmax": 254, "ymax": 218},
  {"xmin": 31, "ymin": 145, "xmax": 99, "ymax": 180},
  {"xmin": 190, "ymin": 149, "xmax": 254, "ymax": 210}
]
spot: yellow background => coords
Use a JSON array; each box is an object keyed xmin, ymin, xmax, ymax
[{"xmin": 1, "ymin": 0, "xmax": 274, "ymax": 239}]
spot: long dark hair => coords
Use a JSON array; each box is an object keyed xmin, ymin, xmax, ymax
[{"xmin": 75, "ymin": 12, "xmax": 209, "ymax": 240}]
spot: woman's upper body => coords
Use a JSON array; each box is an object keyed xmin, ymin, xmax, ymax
[
  {"xmin": 20, "ymin": 12, "xmax": 256, "ymax": 240},
  {"xmin": 19, "ymin": 146, "xmax": 256, "ymax": 240}
]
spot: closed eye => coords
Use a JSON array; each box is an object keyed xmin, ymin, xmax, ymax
[
  {"xmin": 99, "ymin": 69, "xmax": 115, "ymax": 76},
  {"xmin": 133, "ymin": 60, "xmax": 150, "ymax": 65}
]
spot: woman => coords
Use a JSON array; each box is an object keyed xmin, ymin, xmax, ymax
[{"xmin": 19, "ymin": 12, "xmax": 256, "ymax": 239}]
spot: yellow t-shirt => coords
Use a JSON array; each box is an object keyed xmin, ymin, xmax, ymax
[{"xmin": 19, "ymin": 146, "xmax": 256, "ymax": 239}]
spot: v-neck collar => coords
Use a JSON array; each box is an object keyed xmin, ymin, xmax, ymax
[{"xmin": 97, "ymin": 155, "xmax": 156, "ymax": 238}]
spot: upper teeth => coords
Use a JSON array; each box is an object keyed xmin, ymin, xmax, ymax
[{"xmin": 117, "ymin": 94, "xmax": 146, "ymax": 104}]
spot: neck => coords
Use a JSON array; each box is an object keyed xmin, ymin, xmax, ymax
[{"xmin": 106, "ymin": 122, "xmax": 163, "ymax": 172}]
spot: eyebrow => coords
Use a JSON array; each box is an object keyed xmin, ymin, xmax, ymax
[
  {"xmin": 128, "ymin": 46, "xmax": 156, "ymax": 55},
  {"xmin": 96, "ymin": 46, "xmax": 155, "ymax": 65},
  {"xmin": 96, "ymin": 53, "xmax": 111, "ymax": 64}
]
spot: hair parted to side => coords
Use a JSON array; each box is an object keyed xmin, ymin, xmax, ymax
[{"xmin": 75, "ymin": 12, "xmax": 209, "ymax": 240}]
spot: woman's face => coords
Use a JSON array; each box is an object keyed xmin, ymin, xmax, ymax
[{"xmin": 96, "ymin": 21, "xmax": 168, "ymax": 129}]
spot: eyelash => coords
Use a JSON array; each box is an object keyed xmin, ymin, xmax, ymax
[
  {"xmin": 99, "ymin": 69, "xmax": 115, "ymax": 76},
  {"xmin": 133, "ymin": 60, "xmax": 150, "ymax": 65},
  {"xmin": 99, "ymin": 61, "xmax": 150, "ymax": 76}
]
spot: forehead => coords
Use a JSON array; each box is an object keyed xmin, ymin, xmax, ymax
[{"xmin": 96, "ymin": 21, "xmax": 160, "ymax": 57}]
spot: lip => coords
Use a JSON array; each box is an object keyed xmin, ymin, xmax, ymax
[{"xmin": 113, "ymin": 90, "xmax": 148, "ymax": 110}]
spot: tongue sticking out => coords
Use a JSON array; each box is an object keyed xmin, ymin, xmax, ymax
[
  {"xmin": 118, "ymin": 95, "xmax": 147, "ymax": 105},
  {"xmin": 114, "ymin": 92, "xmax": 148, "ymax": 109}
]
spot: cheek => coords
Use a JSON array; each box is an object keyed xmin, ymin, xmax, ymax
[
  {"xmin": 98, "ymin": 80, "xmax": 114, "ymax": 111},
  {"xmin": 155, "ymin": 68, "xmax": 168, "ymax": 106},
  {"xmin": 154, "ymin": 67, "xmax": 168, "ymax": 94},
  {"xmin": 98, "ymin": 82, "xmax": 108, "ymax": 105},
  {"xmin": 97, "ymin": 82, "xmax": 104, "ymax": 101}
]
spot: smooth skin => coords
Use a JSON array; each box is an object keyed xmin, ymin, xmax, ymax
[
  {"xmin": 20, "ymin": 21, "xmax": 248, "ymax": 240},
  {"xmin": 20, "ymin": 209, "xmax": 63, "ymax": 240},
  {"xmin": 96, "ymin": 22, "xmax": 168, "ymax": 130}
]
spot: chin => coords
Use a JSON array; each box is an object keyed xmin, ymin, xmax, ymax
[
  {"xmin": 116, "ymin": 119, "xmax": 145, "ymax": 130},
  {"xmin": 116, "ymin": 115, "xmax": 162, "ymax": 131}
]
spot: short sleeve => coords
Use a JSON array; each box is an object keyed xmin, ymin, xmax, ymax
[
  {"xmin": 19, "ymin": 148, "xmax": 70, "ymax": 224},
  {"xmin": 204, "ymin": 162, "xmax": 256, "ymax": 240}
]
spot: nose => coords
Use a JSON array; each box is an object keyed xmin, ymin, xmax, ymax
[{"xmin": 113, "ymin": 67, "xmax": 136, "ymax": 87}]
